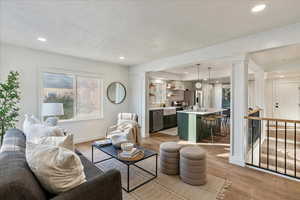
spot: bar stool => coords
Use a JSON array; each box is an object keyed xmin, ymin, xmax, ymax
[
  {"xmin": 203, "ymin": 115, "xmax": 218, "ymax": 143},
  {"xmin": 222, "ymin": 109, "xmax": 230, "ymax": 136},
  {"xmin": 214, "ymin": 114, "xmax": 227, "ymax": 136}
]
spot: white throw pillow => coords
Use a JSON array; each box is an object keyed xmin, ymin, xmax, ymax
[
  {"xmin": 26, "ymin": 142, "xmax": 86, "ymax": 194},
  {"xmin": 23, "ymin": 114, "xmax": 37, "ymax": 135},
  {"xmin": 34, "ymin": 134, "xmax": 74, "ymax": 151},
  {"xmin": 26, "ymin": 124, "xmax": 64, "ymax": 141},
  {"xmin": 23, "ymin": 114, "xmax": 64, "ymax": 141}
]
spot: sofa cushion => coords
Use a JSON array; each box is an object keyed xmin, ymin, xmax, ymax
[
  {"xmin": 0, "ymin": 128, "xmax": 26, "ymax": 153},
  {"xmin": 0, "ymin": 129, "xmax": 106, "ymax": 199},
  {"xmin": 0, "ymin": 129, "xmax": 48, "ymax": 200},
  {"xmin": 0, "ymin": 151, "xmax": 47, "ymax": 200},
  {"xmin": 78, "ymin": 153, "xmax": 104, "ymax": 180}
]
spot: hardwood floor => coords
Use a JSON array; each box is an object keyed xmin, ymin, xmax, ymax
[{"xmin": 76, "ymin": 133, "xmax": 300, "ymax": 200}]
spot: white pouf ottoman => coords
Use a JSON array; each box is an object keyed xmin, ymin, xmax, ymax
[
  {"xmin": 159, "ymin": 142, "xmax": 182, "ymax": 175},
  {"xmin": 180, "ymin": 146, "xmax": 207, "ymax": 185}
]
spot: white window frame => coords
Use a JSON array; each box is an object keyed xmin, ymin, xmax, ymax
[{"xmin": 38, "ymin": 68, "xmax": 104, "ymax": 122}]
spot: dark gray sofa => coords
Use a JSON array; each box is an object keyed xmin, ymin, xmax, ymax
[{"xmin": 0, "ymin": 129, "xmax": 123, "ymax": 200}]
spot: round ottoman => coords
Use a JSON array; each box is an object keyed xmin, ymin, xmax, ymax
[
  {"xmin": 180, "ymin": 146, "xmax": 207, "ymax": 185},
  {"xmin": 159, "ymin": 142, "xmax": 182, "ymax": 175}
]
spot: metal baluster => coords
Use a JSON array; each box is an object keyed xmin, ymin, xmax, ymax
[
  {"xmin": 276, "ymin": 121, "xmax": 278, "ymax": 172},
  {"xmin": 267, "ymin": 120, "xmax": 270, "ymax": 169},
  {"xmin": 259, "ymin": 120, "xmax": 261, "ymax": 168},
  {"xmin": 285, "ymin": 122, "xmax": 287, "ymax": 174},
  {"xmin": 295, "ymin": 123, "xmax": 297, "ymax": 177},
  {"xmin": 251, "ymin": 119, "xmax": 254, "ymax": 165}
]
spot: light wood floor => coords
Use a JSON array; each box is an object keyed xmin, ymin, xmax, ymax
[{"xmin": 76, "ymin": 133, "xmax": 300, "ymax": 200}]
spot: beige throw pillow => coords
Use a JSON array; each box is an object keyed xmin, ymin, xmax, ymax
[
  {"xmin": 34, "ymin": 134, "xmax": 74, "ymax": 151},
  {"xmin": 26, "ymin": 142, "xmax": 86, "ymax": 194}
]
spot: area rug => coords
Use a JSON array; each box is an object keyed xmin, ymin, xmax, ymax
[
  {"xmin": 159, "ymin": 127, "xmax": 178, "ymax": 136},
  {"xmin": 92, "ymin": 150, "xmax": 231, "ymax": 200}
]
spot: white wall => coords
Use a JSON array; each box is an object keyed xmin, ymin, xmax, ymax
[
  {"xmin": 248, "ymin": 80, "xmax": 255, "ymax": 107},
  {"xmin": 264, "ymin": 77, "xmax": 300, "ymax": 119},
  {"xmin": 212, "ymin": 83, "xmax": 222, "ymax": 109},
  {"xmin": 0, "ymin": 43, "xmax": 129, "ymax": 143}
]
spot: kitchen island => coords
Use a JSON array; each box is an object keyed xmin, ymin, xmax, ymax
[{"xmin": 177, "ymin": 108, "xmax": 225, "ymax": 142}]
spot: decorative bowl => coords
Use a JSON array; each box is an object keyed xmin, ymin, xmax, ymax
[{"xmin": 121, "ymin": 142, "xmax": 134, "ymax": 152}]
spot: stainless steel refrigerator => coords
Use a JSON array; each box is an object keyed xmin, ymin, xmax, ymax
[{"xmin": 184, "ymin": 90, "xmax": 195, "ymax": 106}]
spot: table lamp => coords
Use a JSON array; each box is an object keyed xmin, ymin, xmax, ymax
[{"xmin": 42, "ymin": 103, "xmax": 64, "ymax": 126}]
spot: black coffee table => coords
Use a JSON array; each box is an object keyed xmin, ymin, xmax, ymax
[{"xmin": 92, "ymin": 144, "xmax": 158, "ymax": 193}]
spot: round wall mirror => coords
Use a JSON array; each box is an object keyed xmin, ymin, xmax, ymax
[{"xmin": 107, "ymin": 82, "xmax": 127, "ymax": 104}]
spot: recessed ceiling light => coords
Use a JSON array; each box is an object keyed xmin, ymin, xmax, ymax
[
  {"xmin": 184, "ymin": 72, "xmax": 189, "ymax": 74},
  {"xmin": 203, "ymin": 78, "xmax": 208, "ymax": 81},
  {"xmin": 119, "ymin": 56, "xmax": 125, "ymax": 60},
  {"xmin": 216, "ymin": 81, "xmax": 220, "ymax": 83},
  {"xmin": 37, "ymin": 37, "xmax": 47, "ymax": 42},
  {"xmin": 279, "ymin": 75, "xmax": 285, "ymax": 78},
  {"xmin": 251, "ymin": 4, "xmax": 266, "ymax": 13}
]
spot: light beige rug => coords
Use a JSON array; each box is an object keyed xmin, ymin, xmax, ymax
[
  {"xmin": 159, "ymin": 127, "xmax": 178, "ymax": 136},
  {"xmin": 93, "ymin": 150, "xmax": 231, "ymax": 200}
]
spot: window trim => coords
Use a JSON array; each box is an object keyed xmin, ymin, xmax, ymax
[{"xmin": 38, "ymin": 68, "xmax": 104, "ymax": 122}]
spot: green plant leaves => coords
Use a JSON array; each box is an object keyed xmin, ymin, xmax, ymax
[{"xmin": 0, "ymin": 71, "xmax": 21, "ymax": 145}]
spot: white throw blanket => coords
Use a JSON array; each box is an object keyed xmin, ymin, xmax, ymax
[{"xmin": 110, "ymin": 120, "xmax": 141, "ymax": 145}]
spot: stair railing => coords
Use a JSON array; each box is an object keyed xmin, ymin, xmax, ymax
[{"xmin": 244, "ymin": 116, "xmax": 300, "ymax": 179}]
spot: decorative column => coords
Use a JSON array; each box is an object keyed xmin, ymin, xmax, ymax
[
  {"xmin": 128, "ymin": 71, "xmax": 149, "ymax": 138},
  {"xmin": 230, "ymin": 58, "xmax": 249, "ymax": 167}
]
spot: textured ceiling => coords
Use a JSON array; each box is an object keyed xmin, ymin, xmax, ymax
[
  {"xmin": 1, "ymin": 0, "xmax": 300, "ymax": 65},
  {"xmin": 158, "ymin": 59, "xmax": 233, "ymax": 80},
  {"xmin": 250, "ymin": 43, "xmax": 300, "ymax": 70}
]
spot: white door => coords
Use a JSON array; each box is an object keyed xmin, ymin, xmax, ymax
[{"xmin": 273, "ymin": 80, "xmax": 300, "ymax": 120}]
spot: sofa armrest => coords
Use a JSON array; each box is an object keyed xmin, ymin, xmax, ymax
[{"xmin": 52, "ymin": 169, "xmax": 122, "ymax": 200}]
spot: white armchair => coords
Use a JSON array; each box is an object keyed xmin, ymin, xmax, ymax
[{"xmin": 106, "ymin": 113, "xmax": 140, "ymax": 148}]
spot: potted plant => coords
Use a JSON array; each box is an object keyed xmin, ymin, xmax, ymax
[{"xmin": 0, "ymin": 71, "xmax": 21, "ymax": 145}]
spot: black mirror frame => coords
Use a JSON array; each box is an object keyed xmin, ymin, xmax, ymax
[{"xmin": 107, "ymin": 82, "xmax": 127, "ymax": 104}]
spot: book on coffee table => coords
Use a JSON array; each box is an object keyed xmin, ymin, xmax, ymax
[
  {"xmin": 94, "ymin": 139, "xmax": 112, "ymax": 147},
  {"xmin": 120, "ymin": 148, "xmax": 143, "ymax": 158}
]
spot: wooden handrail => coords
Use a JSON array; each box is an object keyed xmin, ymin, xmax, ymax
[{"xmin": 244, "ymin": 116, "xmax": 300, "ymax": 124}]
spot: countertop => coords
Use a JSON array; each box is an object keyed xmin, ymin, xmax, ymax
[
  {"xmin": 149, "ymin": 106, "xmax": 181, "ymax": 111},
  {"xmin": 177, "ymin": 108, "xmax": 225, "ymax": 115}
]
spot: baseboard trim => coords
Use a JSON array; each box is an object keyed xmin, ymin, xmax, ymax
[
  {"xmin": 229, "ymin": 156, "xmax": 246, "ymax": 167},
  {"xmin": 247, "ymin": 165, "xmax": 300, "ymax": 182},
  {"xmin": 74, "ymin": 136, "xmax": 105, "ymax": 144}
]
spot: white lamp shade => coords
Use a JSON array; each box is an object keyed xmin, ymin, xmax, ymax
[{"xmin": 42, "ymin": 103, "xmax": 64, "ymax": 116}]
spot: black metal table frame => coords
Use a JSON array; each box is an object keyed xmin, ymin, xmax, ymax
[{"xmin": 92, "ymin": 145, "xmax": 158, "ymax": 193}]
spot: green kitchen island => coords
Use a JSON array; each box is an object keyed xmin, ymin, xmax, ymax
[{"xmin": 177, "ymin": 109, "xmax": 225, "ymax": 143}]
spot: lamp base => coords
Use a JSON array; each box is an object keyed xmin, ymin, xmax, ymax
[{"xmin": 45, "ymin": 117, "xmax": 59, "ymax": 126}]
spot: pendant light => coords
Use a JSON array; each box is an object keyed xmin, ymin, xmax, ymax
[
  {"xmin": 195, "ymin": 64, "xmax": 202, "ymax": 89},
  {"xmin": 208, "ymin": 67, "xmax": 212, "ymax": 85}
]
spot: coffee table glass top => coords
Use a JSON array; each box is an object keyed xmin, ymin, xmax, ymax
[{"xmin": 92, "ymin": 144, "xmax": 157, "ymax": 165}]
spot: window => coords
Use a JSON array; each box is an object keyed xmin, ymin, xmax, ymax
[
  {"xmin": 76, "ymin": 76, "xmax": 101, "ymax": 119},
  {"xmin": 42, "ymin": 71, "xmax": 103, "ymax": 121}
]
